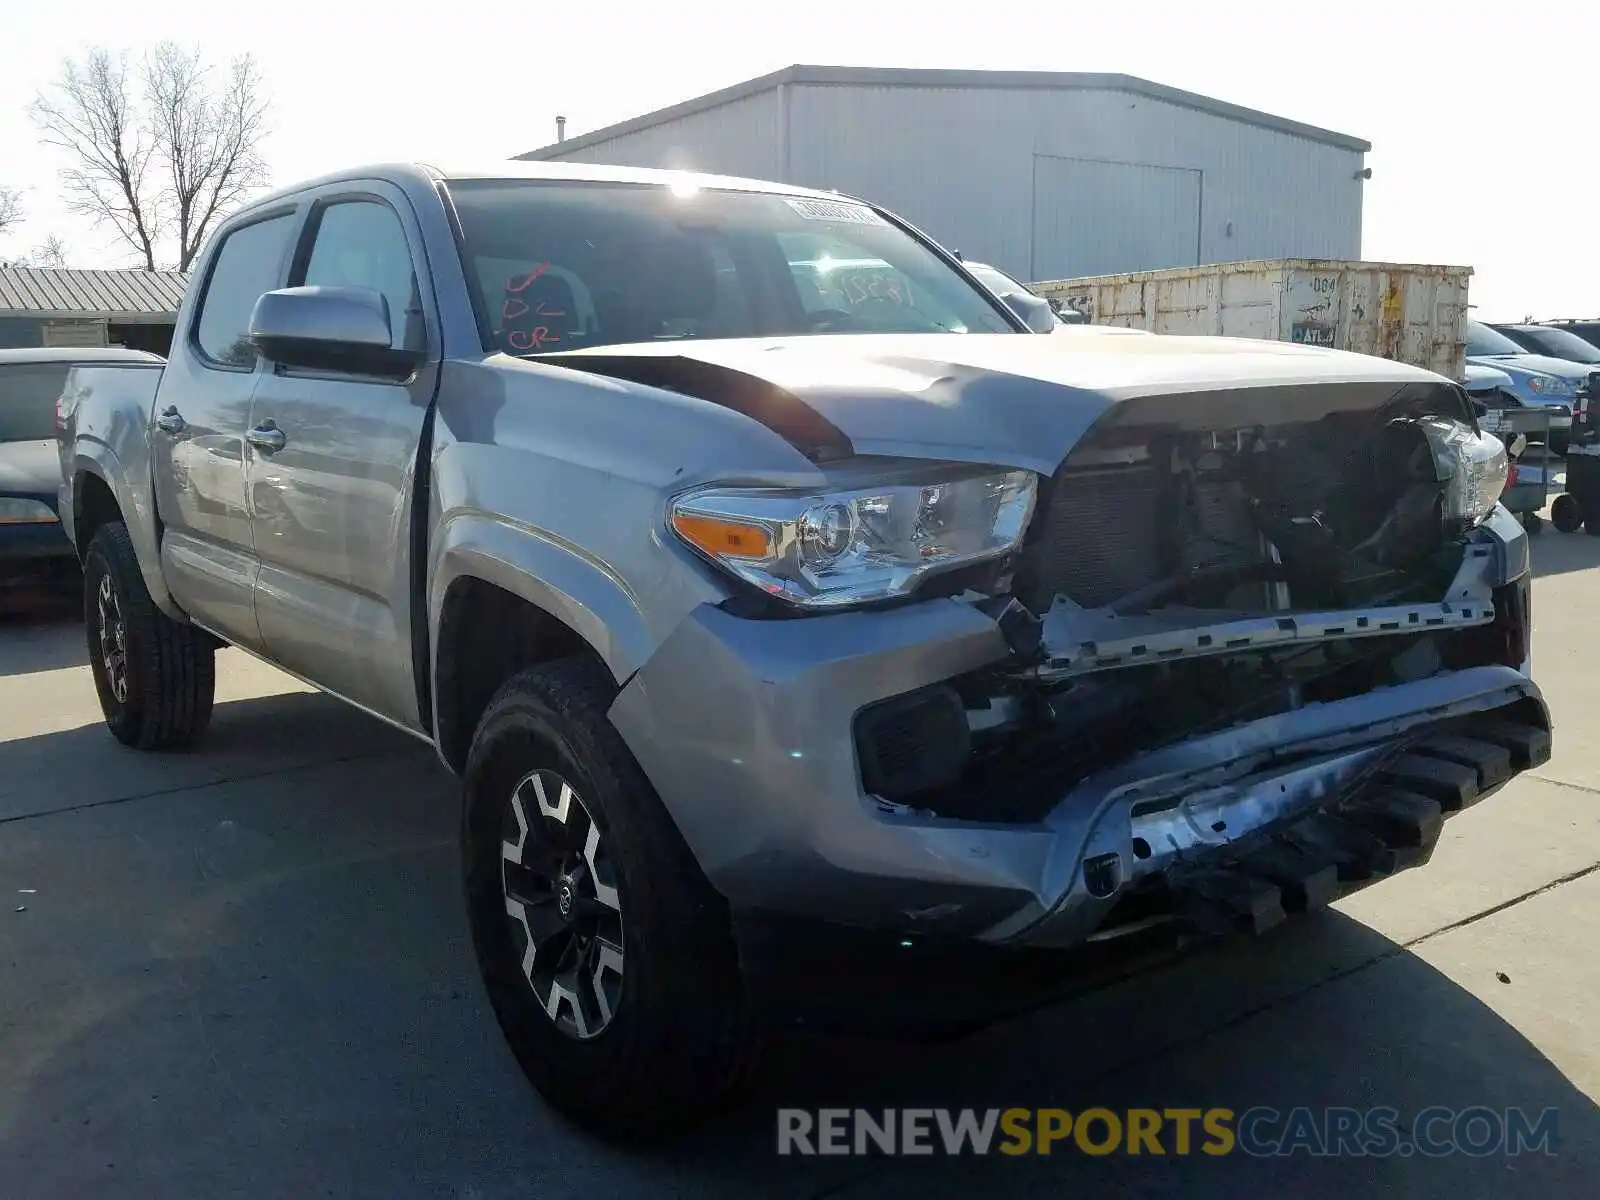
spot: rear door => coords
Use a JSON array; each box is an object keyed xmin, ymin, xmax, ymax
[
  {"xmin": 149, "ymin": 208, "xmax": 298, "ymax": 649},
  {"xmin": 245, "ymin": 182, "xmax": 439, "ymax": 730}
]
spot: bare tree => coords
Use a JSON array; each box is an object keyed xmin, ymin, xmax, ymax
[
  {"xmin": 0, "ymin": 186, "xmax": 21, "ymax": 237},
  {"xmin": 30, "ymin": 50, "xmax": 159, "ymax": 268},
  {"xmin": 30, "ymin": 43, "xmax": 269, "ymax": 271},
  {"xmin": 31, "ymin": 235, "xmax": 70, "ymax": 268},
  {"xmin": 145, "ymin": 44, "xmax": 269, "ymax": 271}
]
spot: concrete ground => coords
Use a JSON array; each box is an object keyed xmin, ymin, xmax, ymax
[{"xmin": 2, "ymin": 522, "xmax": 1597, "ymax": 1197}]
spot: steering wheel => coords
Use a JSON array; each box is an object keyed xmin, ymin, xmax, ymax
[{"xmin": 807, "ymin": 308, "xmax": 857, "ymax": 333}]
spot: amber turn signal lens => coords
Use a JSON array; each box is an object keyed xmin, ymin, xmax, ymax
[{"xmin": 671, "ymin": 512, "xmax": 773, "ymax": 559}]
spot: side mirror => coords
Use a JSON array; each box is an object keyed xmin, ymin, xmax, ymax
[
  {"xmin": 249, "ymin": 286, "xmax": 424, "ymax": 379},
  {"xmin": 999, "ymin": 290, "xmax": 1058, "ymax": 335}
]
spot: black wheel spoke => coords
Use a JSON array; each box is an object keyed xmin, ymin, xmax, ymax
[{"xmin": 95, "ymin": 574, "xmax": 130, "ymax": 704}]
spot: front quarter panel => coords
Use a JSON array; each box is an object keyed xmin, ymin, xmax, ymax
[{"xmin": 426, "ymin": 358, "xmax": 827, "ymax": 684}]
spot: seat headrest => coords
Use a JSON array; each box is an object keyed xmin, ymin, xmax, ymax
[{"xmin": 633, "ymin": 237, "xmax": 717, "ymax": 321}]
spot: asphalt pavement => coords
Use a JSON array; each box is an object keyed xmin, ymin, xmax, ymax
[{"xmin": 1, "ymin": 526, "xmax": 1597, "ymax": 1198}]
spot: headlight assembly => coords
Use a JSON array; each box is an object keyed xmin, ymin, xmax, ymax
[
  {"xmin": 0, "ymin": 498, "xmax": 58, "ymax": 525},
  {"xmin": 1418, "ymin": 417, "xmax": 1508, "ymax": 529},
  {"xmin": 669, "ymin": 467, "xmax": 1037, "ymax": 608},
  {"xmin": 1527, "ymin": 374, "xmax": 1577, "ymax": 397}
]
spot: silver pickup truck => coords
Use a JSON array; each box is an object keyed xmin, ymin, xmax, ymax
[{"xmin": 57, "ymin": 161, "xmax": 1551, "ymax": 1134}]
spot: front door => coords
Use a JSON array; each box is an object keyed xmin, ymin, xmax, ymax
[
  {"xmin": 149, "ymin": 210, "xmax": 299, "ymax": 650},
  {"xmin": 245, "ymin": 185, "xmax": 439, "ymax": 730}
]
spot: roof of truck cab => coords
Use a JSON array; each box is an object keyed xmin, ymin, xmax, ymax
[
  {"xmin": 433, "ymin": 161, "xmax": 840, "ymax": 197},
  {"xmin": 238, "ymin": 160, "xmax": 857, "ymax": 213}
]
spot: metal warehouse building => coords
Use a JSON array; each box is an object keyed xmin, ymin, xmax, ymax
[
  {"xmin": 518, "ymin": 66, "xmax": 1370, "ymax": 284},
  {"xmin": 0, "ymin": 266, "xmax": 188, "ymax": 355}
]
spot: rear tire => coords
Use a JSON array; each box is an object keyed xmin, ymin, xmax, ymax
[
  {"xmin": 1522, "ymin": 511, "xmax": 1543, "ymax": 535},
  {"xmin": 83, "ymin": 521, "xmax": 215, "ymax": 750},
  {"xmin": 1584, "ymin": 497, "xmax": 1600, "ymax": 537},
  {"xmin": 462, "ymin": 656, "xmax": 761, "ymax": 1137},
  {"xmin": 1552, "ymin": 494, "xmax": 1583, "ymax": 533}
]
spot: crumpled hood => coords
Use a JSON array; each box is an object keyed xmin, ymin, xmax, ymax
[
  {"xmin": 538, "ymin": 331, "xmax": 1448, "ymax": 474},
  {"xmin": 0, "ymin": 440, "xmax": 61, "ymax": 498}
]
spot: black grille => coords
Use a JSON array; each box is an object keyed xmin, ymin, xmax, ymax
[
  {"xmin": 853, "ymin": 685, "xmax": 970, "ymax": 802},
  {"xmin": 1012, "ymin": 465, "xmax": 1164, "ymax": 612}
]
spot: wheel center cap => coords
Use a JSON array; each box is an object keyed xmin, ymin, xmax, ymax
[{"xmin": 557, "ymin": 880, "xmax": 576, "ymax": 920}]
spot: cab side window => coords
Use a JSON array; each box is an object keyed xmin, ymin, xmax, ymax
[
  {"xmin": 296, "ymin": 200, "xmax": 421, "ymax": 350},
  {"xmin": 194, "ymin": 213, "xmax": 295, "ymax": 367}
]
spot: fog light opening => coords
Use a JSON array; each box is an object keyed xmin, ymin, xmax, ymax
[{"xmin": 1083, "ymin": 852, "xmax": 1123, "ymax": 898}]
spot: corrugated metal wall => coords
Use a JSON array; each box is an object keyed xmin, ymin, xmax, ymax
[
  {"xmin": 542, "ymin": 82, "xmax": 1364, "ymax": 286},
  {"xmin": 786, "ymin": 84, "xmax": 1363, "ymax": 283},
  {"xmin": 538, "ymin": 89, "xmax": 787, "ymax": 179},
  {"xmin": 1031, "ymin": 156, "xmax": 1203, "ymax": 279}
]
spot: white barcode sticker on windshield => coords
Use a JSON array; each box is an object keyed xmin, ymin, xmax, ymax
[{"xmin": 783, "ymin": 197, "xmax": 890, "ymax": 226}]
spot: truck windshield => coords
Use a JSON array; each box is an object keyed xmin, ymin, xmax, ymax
[
  {"xmin": 1465, "ymin": 322, "xmax": 1526, "ymax": 357},
  {"xmin": 0, "ymin": 363, "xmax": 69, "ymax": 442},
  {"xmin": 445, "ymin": 179, "xmax": 1018, "ymax": 354},
  {"xmin": 1512, "ymin": 326, "xmax": 1600, "ymax": 364}
]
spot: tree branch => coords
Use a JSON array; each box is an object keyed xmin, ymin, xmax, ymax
[
  {"xmin": 31, "ymin": 43, "xmax": 270, "ymax": 270},
  {"xmin": 0, "ymin": 186, "xmax": 22, "ymax": 236}
]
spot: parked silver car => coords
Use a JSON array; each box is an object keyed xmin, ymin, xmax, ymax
[
  {"xmin": 1466, "ymin": 320, "xmax": 1585, "ymax": 452},
  {"xmin": 963, "ymin": 260, "xmax": 1089, "ymax": 330}
]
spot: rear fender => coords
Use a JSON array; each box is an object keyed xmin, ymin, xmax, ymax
[{"xmin": 70, "ymin": 448, "xmax": 185, "ymax": 622}]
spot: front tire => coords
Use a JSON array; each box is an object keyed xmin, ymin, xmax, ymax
[
  {"xmin": 83, "ymin": 522, "xmax": 215, "ymax": 750},
  {"xmin": 462, "ymin": 657, "xmax": 760, "ymax": 1136}
]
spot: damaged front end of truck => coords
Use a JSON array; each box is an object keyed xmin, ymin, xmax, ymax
[
  {"xmin": 580, "ymin": 338, "xmax": 1552, "ymax": 963},
  {"xmin": 846, "ymin": 374, "xmax": 1548, "ymax": 947}
]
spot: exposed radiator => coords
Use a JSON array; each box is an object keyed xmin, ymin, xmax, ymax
[
  {"xmin": 1012, "ymin": 465, "xmax": 1164, "ymax": 611},
  {"xmin": 1011, "ymin": 465, "xmax": 1264, "ymax": 613}
]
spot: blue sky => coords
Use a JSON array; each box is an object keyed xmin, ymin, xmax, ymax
[{"xmin": 1, "ymin": 0, "xmax": 1593, "ymax": 321}]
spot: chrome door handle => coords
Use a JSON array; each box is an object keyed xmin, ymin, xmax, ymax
[
  {"xmin": 155, "ymin": 406, "xmax": 186, "ymax": 435},
  {"xmin": 246, "ymin": 422, "xmax": 287, "ymax": 454}
]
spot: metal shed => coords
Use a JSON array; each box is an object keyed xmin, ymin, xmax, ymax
[
  {"xmin": 0, "ymin": 266, "xmax": 189, "ymax": 355},
  {"xmin": 517, "ymin": 66, "xmax": 1371, "ymax": 285}
]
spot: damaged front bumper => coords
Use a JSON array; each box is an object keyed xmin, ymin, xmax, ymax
[{"xmin": 609, "ymin": 505, "xmax": 1549, "ymax": 950}]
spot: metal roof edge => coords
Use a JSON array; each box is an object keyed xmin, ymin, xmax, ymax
[
  {"xmin": 515, "ymin": 65, "xmax": 1371, "ymax": 159},
  {"xmin": 0, "ymin": 310, "xmax": 179, "ymax": 323},
  {"xmin": 514, "ymin": 65, "xmax": 805, "ymax": 161},
  {"xmin": 0, "ymin": 266, "xmax": 189, "ymax": 318}
]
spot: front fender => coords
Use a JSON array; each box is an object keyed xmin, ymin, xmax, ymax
[
  {"xmin": 70, "ymin": 448, "xmax": 184, "ymax": 622},
  {"xmin": 428, "ymin": 511, "xmax": 656, "ymax": 688}
]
